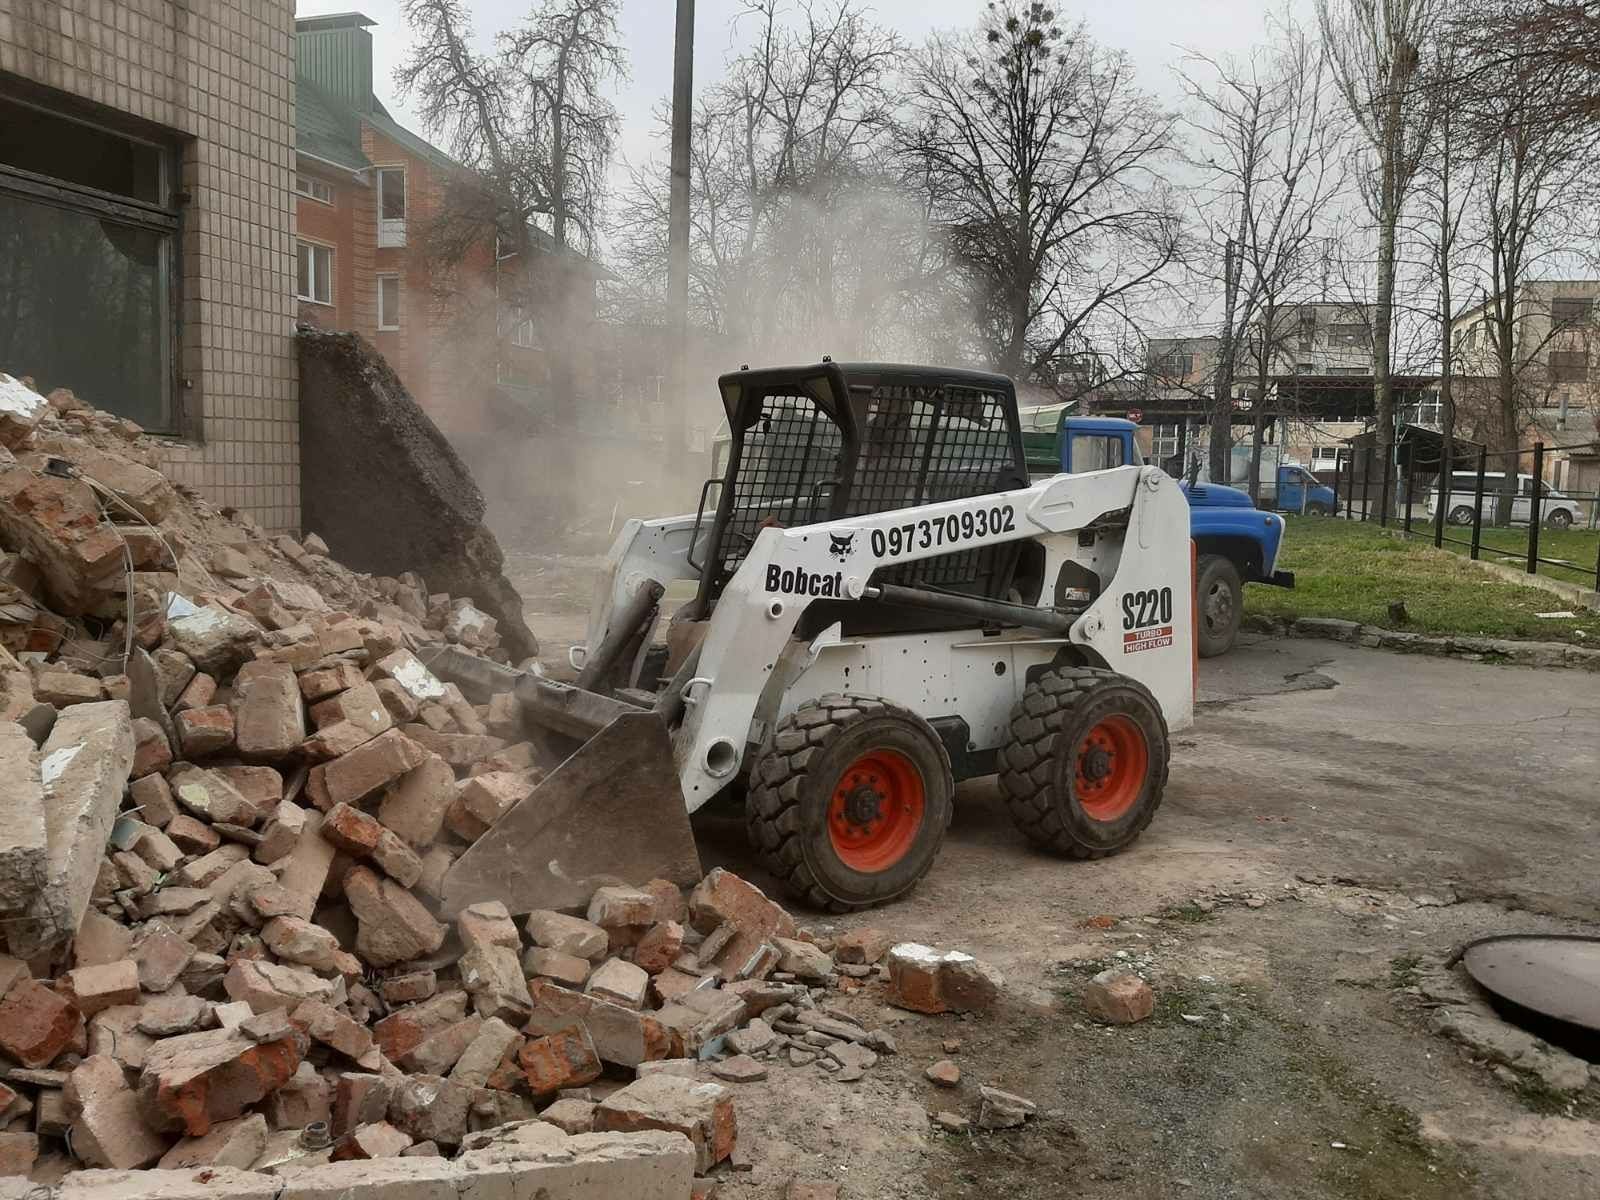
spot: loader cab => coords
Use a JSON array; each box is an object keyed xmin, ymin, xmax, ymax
[{"xmin": 691, "ymin": 362, "xmax": 1033, "ymax": 631}]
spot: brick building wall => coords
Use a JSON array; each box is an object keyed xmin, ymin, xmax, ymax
[{"xmin": 0, "ymin": 0, "xmax": 301, "ymax": 532}]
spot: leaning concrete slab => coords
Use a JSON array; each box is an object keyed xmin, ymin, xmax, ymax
[
  {"xmin": 0, "ymin": 722, "xmax": 46, "ymax": 914},
  {"xmin": 9, "ymin": 700, "xmax": 134, "ymax": 957},
  {"xmin": 297, "ymin": 330, "xmax": 537, "ymax": 660},
  {"xmin": 58, "ymin": 1167, "xmax": 282, "ymax": 1200}
]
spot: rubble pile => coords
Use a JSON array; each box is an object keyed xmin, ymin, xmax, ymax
[{"xmin": 0, "ymin": 373, "xmax": 1017, "ymax": 1194}]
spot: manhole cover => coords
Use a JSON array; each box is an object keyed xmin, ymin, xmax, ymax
[{"xmin": 1461, "ymin": 935, "xmax": 1600, "ymax": 1056}]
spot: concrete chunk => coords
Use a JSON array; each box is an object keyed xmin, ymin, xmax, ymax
[
  {"xmin": 0, "ymin": 723, "xmax": 46, "ymax": 914},
  {"xmin": 386, "ymin": 1074, "xmax": 471, "ymax": 1148},
  {"xmin": 594, "ymin": 1073, "xmax": 736, "ymax": 1173},
  {"xmin": 158, "ymin": 1112, "xmax": 270, "ymax": 1170},
  {"xmin": 232, "ymin": 661, "xmax": 307, "ymax": 760},
  {"xmin": 376, "ymin": 755, "xmax": 456, "ymax": 849},
  {"xmin": 344, "ymin": 866, "xmax": 446, "ymax": 967},
  {"xmin": 11, "ymin": 700, "xmax": 134, "ymax": 956},
  {"xmin": 587, "ymin": 958, "xmax": 650, "ymax": 1009},
  {"xmin": 66, "ymin": 1054, "xmax": 169, "ymax": 1168}
]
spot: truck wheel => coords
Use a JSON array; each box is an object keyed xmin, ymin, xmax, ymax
[
  {"xmin": 746, "ymin": 696, "xmax": 954, "ymax": 912},
  {"xmin": 1307, "ymin": 501, "xmax": 1333, "ymax": 516},
  {"xmin": 1547, "ymin": 508, "xmax": 1573, "ymax": 530},
  {"xmin": 997, "ymin": 667, "xmax": 1169, "ymax": 858},
  {"xmin": 1448, "ymin": 505, "xmax": 1475, "ymax": 526},
  {"xmin": 1195, "ymin": 554, "xmax": 1242, "ymax": 658}
]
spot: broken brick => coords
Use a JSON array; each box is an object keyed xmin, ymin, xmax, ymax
[
  {"xmin": 130, "ymin": 716, "xmax": 173, "ymax": 777},
  {"xmin": 518, "ymin": 1025, "xmax": 602, "ymax": 1097},
  {"xmin": 61, "ymin": 959, "xmax": 140, "ymax": 1016},
  {"xmin": 344, "ymin": 865, "xmax": 446, "ymax": 966},
  {"xmin": 138, "ymin": 1025, "xmax": 301, "ymax": 1136},
  {"xmin": 457, "ymin": 899, "xmax": 521, "ymax": 951},
  {"xmin": 66, "ymin": 1054, "xmax": 168, "ymax": 1168},
  {"xmin": 443, "ymin": 770, "xmax": 529, "ymax": 842},
  {"xmin": 376, "ymin": 754, "xmax": 456, "ymax": 849},
  {"xmin": 174, "ymin": 705, "xmax": 236, "ymax": 757},
  {"xmin": 307, "ymin": 729, "xmax": 428, "ymax": 810},
  {"xmin": 0, "ymin": 978, "xmax": 80, "ymax": 1067},
  {"xmin": 594, "ymin": 1073, "xmax": 736, "ymax": 1173}
]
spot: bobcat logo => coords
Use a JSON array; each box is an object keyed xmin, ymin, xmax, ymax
[{"xmin": 828, "ymin": 532, "xmax": 856, "ymax": 560}]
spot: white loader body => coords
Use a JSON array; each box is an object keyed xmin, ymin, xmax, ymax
[{"xmin": 581, "ymin": 462, "xmax": 1195, "ymax": 813}]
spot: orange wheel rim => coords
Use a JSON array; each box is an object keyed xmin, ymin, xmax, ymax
[
  {"xmin": 827, "ymin": 749, "xmax": 926, "ymax": 872},
  {"xmin": 1074, "ymin": 715, "xmax": 1148, "ymax": 822}
]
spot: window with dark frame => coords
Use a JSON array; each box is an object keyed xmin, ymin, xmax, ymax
[
  {"xmin": 0, "ymin": 92, "xmax": 178, "ymax": 431},
  {"xmin": 378, "ymin": 168, "xmax": 405, "ymax": 220}
]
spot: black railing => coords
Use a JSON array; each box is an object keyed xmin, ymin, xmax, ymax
[{"xmin": 1331, "ymin": 438, "xmax": 1600, "ymax": 592}]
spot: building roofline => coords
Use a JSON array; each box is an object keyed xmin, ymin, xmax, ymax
[{"xmin": 295, "ymin": 13, "xmax": 376, "ymax": 33}]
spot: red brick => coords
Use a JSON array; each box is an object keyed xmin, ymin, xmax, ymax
[
  {"xmin": 62, "ymin": 960, "xmax": 140, "ymax": 1016},
  {"xmin": 376, "ymin": 755, "xmax": 456, "ymax": 848},
  {"xmin": 518, "ymin": 1025, "xmax": 602, "ymax": 1097},
  {"xmin": 173, "ymin": 671, "xmax": 218, "ymax": 712},
  {"xmin": 457, "ymin": 900, "xmax": 520, "ymax": 951},
  {"xmin": 292, "ymin": 999, "xmax": 375, "ymax": 1061},
  {"xmin": 322, "ymin": 801, "xmax": 384, "ymax": 855},
  {"xmin": 175, "ymin": 704, "xmax": 236, "ymax": 757},
  {"xmin": 138, "ymin": 1027, "xmax": 301, "ymax": 1136},
  {"xmin": 344, "ymin": 865, "xmax": 446, "ymax": 966},
  {"xmin": 643, "ymin": 879, "xmax": 688, "ymax": 925},
  {"xmin": 299, "ymin": 660, "xmax": 365, "ymax": 702},
  {"xmin": 332, "ymin": 1120, "xmax": 413, "ymax": 1160},
  {"xmin": 0, "ymin": 1132, "xmax": 37, "ymax": 1177},
  {"xmin": 372, "ymin": 990, "xmax": 469, "ymax": 1062},
  {"xmin": 0, "ymin": 978, "xmax": 80, "ymax": 1067},
  {"xmin": 443, "ymin": 771, "xmax": 529, "ymax": 842},
  {"xmin": 332, "ymin": 1072, "xmax": 394, "ymax": 1137},
  {"xmin": 166, "ymin": 812, "xmax": 222, "ymax": 854},
  {"xmin": 128, "ymin": 772, "xmax": 179, "ymax": 827},
  {"xmin": 834, "ymin": 928, "xmax": 892, "ymax": 965},
  {"xmin": 634, "ymin": 922, "xmax": 685, "ymax": 975},
  {"xmin": 130, "ymin": 716, "xmax": 173, "ymax": 778},
  {"xmin": 886, "ymin": 943, "xmax": 1003, "ymax": 1015},
  {"xmin": 307, "ymin": 729, "xmax": 428, "ymax": 810},
  {"xmin": 1080, "ymin": 968, "xmax": 1154, "ymax": 1024},
  {"xmin": 687, "ymin": 869, "xmax": 796, "ymax": 981},
  {"xmin": 232, "ymin": 661, "xmax": 306, "ymax": 760}
]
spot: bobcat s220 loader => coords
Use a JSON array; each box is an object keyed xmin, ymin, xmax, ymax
[{"xmin": 436, "ymin": 361, "xmax": 1195, "ymax": 914}]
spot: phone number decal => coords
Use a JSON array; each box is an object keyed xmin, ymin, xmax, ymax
[{"xmin": 868, "ymin": 504, "xmax": 1017, "ymax": 559}]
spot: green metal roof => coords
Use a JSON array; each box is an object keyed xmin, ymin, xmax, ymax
[{"xmin": 296, "ymin": 79, "xmax": 370, "ymax": 172}]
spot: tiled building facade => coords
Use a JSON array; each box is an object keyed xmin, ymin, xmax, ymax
[{"xmin": 0, "ymin": 0, "xmax": 300, "ymax": 531}]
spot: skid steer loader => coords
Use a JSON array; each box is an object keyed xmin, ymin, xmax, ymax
[{"xmin": 435, "ymin": 361, "xmax": 1195, "ymax": 915}]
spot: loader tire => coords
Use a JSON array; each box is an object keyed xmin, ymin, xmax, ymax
[
  {"xmin": 746, "ymin": 696, "xmax": 953, "ymax": 913},
  {"xmin": 997, "ymin": 667, "xmax": 1169, "ymax": 859}
]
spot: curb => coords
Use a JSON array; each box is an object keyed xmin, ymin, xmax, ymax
[{"xmin": 1241, "ymin": 614, "xmax": 1600, "ymax": 671}]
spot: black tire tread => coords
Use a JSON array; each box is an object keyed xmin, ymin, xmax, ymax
[
  {"xmin": 996, "ymin": 667, "xmax": 1170, "ymax": 857},
  {"xmin": 745, "ymin": 694, "xmax": 945, "ymax": 914}
]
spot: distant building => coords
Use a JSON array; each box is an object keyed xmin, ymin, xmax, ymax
[
  {"xmin": 292, "ymin": 12, "xmax": 601, "ymax": 461},
  {"xmin": 1450, "ymin": 280, "xmax": 1600, "ymax": 498}
]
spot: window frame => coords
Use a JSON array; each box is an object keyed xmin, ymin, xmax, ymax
[
  {"xmin": 296, "ymin": 240, "xmax": 335, "ymax": 307},
  {"xmin": 377, "ymin": 167, "xmax": 407, "ymax": 220},
  {"xmin": 0, "ymin": 94, "xmax": 180, "ymax": 433},
  {"xmin": 294, "ymin": 174, "xmax": 335, "ymax": 205},
  {"xmin": 377, "ymin": 273, "xmax": 401, "ymax": 331}
]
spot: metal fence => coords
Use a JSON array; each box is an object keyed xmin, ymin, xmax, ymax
[{"xmin": 1333, "ymin": 440, "xmax": 1600, "ymax": 592}]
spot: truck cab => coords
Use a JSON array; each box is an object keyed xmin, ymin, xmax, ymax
[{"xmin": 1033, "ymin": 417, "xmax": 1294, "ymax": 657}]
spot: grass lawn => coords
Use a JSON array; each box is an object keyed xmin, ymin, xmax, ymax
[{"xmin": 1244, "ymin": 517, "xmax": 1600, "ymax": 645}]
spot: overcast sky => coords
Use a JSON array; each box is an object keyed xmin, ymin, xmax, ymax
[{"xmin": 294, "ymin": 0, "xmax": 1308, "ymax": 176}]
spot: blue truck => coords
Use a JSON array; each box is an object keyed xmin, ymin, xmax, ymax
[{"xmin": 1024, "ymin": 416, "xmax": 1296, "ymax": 657}]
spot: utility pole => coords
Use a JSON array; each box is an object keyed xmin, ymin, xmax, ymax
[{"xmin": 667, "ymin": 0, "xmax": 695, "ymax": 493}]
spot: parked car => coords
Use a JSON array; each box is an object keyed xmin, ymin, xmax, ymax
[{"xmin": 1426, "ymin": 471, "xmax": 1581, "ymax": 529}]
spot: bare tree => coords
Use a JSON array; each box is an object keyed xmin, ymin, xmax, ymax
[
  {"xmin": 611, "ymin": 1, "xmax": 915, "ymax": 363},
  {"xmin": 1455, "ymin": 48, "xmax": 1600, "ymax": 519},
  {"xmin": 1179, "ymin": 14, "xmax": 1345, "ymax": 489},
  {"xmin": 903, "ymin": 1, "xmax": 1181, "ymax": 384},
  {"xmin": 1317, "ymin": 0, "xmax": 1438, "ymax": 513}
]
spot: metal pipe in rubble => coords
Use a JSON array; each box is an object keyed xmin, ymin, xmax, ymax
[
  {"xmin": 864, "ymin": 582, "xmax": 1078, "ymax": 635},
  {"xmin": 576, "ymin": 579, "xmax": 666, "ymax": 692}
]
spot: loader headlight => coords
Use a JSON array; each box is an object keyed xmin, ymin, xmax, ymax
[{"xmin": 705, "ymin": 738, "xmax": 739, "ymax": 778}]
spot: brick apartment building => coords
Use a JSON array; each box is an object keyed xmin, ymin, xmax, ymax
[
  {"xmin": 291, "ymin": 12, "xmax": 598, "ymax": 461},
  {"xmin": 0, "ymin": 0, "xmax": 300, "ymax": 531}
]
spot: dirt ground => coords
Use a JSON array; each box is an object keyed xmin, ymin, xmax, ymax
[{"xmin": 507, "ymin": 554, "xmax": 1600, "ymax": 1199}]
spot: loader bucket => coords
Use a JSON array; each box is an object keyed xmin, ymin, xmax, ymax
[{"xmin": 438, "ymin": 709, "xmax": 702, "ymax": 917}]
